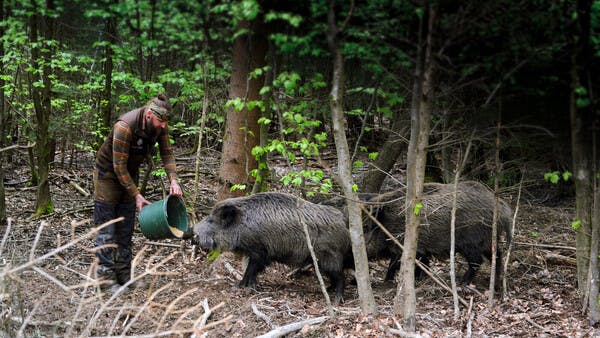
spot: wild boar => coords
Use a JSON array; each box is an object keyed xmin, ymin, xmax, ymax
[
  {"xmin": 193, "ymin": 192, "xmax": 351, "ymax": 303},
  {"xmin": 363, "ymin": 181, "xmax": 513, "ymax": 284}
]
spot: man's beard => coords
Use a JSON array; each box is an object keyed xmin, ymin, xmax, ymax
[{"xmin": 145, "ymin": 121, "xmax": 161, "ymax": 137}]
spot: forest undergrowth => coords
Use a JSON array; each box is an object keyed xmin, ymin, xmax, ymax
[{"xmin": 0, "ymin": 152, "xmax": 593, "ymax": 337}]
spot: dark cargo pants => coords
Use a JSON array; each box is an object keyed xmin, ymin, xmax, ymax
[
  {"xmin": 94, "ymin": 201, "xmax": 136, "ymax": 285},
  {"xmin": 93, "ymin": 166, "xmax": 138, "ymax": 285}
]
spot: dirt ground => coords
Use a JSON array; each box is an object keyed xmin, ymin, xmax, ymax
[{"xmin": 0, "ymin": 151, "xmax": 596, "ymax": 337}]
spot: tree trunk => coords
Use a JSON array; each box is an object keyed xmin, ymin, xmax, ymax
[
  {"xmin": 327, "ymin": 0, "xmax": 376, "ymax": 314},
  {"xmin": 29, "ymin": 1, "xmax": 55, "ymax": 216},
  {"xmin": 569, "ymin": 0, "xmax": 594, "ymax": 302},
  {"xmin": 217, "ymin": 17, "xmax": 266, "ymax": 200},
  {"xmin": 0, "ymin": 0, "xmax": 6, "ymax": 223},
  {"xmin": 252, "ymin": 40, "xmax": 274, "ymax": 194},
  {"xmin": 590, "ymin": 161, "xmax": 600, "ymax": 324},
  {"xmin": 360, "ymin": 109, "xmax": 406, "ymax": 193},
  {"xmin": 394, "ymin": 2, "xmax": 435, "ymax": 331},
  {"xmin": 488, "ymin": 117, "xmax": 502, "ymax": 306},
  {"xmin": 100, "ymin": 0, "xmax": 118, "ymax": 139}
]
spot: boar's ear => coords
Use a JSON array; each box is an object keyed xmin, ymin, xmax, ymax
[{"xmin": 215, "ymin": 204, "xmax": 241, "ymax": 228}]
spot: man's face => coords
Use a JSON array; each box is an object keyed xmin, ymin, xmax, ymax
[{"xmin": 146, "ymin": 110, "xmax": 168, "ymax": 137}]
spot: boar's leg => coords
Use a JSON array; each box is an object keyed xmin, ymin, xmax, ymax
[
  {"xmin": 460, "ymin": 249, "xmax": 483, "ymax": 285},
  {"xmin": 239, "ymin": 253, "xmax": 270, "ymax": 289},
  {"xmin": 384, "ymin": 253, "xmax": 401, "ymax": 281},
  {"xmin": 328, "ymin": 271, "xmax": 345, "ymax": 305},
  {"xmin": 317, "ymin": 252, "xmax": 345, "ymax": 304},
  {"xmin": 385, "ymin": 254, "xmax": 430, "ymax": 282}
]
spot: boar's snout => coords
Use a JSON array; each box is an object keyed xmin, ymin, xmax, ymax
[{"xmin": 192, "ymin": 222, "xmax": 215, "ymax": 250}]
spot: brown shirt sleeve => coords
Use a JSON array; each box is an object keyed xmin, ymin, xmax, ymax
[
  {"xmin": 112, "ymin": 120, "xmax": 140, "ymax": 197},
  {"xmin": 158, "ymin": 127, "xmax": 178, "ymax": 183}
]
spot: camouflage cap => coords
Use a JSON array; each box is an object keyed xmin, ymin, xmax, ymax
[{"xmin": 149, "ymin": 102, "xmax": 170, "ymax": 121}]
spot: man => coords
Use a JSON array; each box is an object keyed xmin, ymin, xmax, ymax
[{"xmin": 93, "ymin": 93, "xmax": 183, "ymax": 292}]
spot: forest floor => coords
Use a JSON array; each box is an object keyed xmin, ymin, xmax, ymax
[{"xmin": 0, "ymin": 149, "xmax": 596, "ymax": 337}]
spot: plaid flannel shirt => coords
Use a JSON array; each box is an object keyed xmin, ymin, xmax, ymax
[{"xmin": 112, "ymin": 120, "xmax": 178, "ymax": 197}]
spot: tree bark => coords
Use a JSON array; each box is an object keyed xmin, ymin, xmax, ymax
[
  {"xmin": 327, "ymin": 0, "xmax": 376, "ymax": 314},
  {"xmin": 360, "ymin": 109, "xmax": 406, "ymax": 193},
  {"xmin": 29, "ymin": 0, "xmax": 55, "ymax": 216},
  {"xmin": 0, "ymin": 0, "xmax": 6, "ymax": 223},
  {"xmin": 100, "ymin": 0, "xmax": 118, "ymax": 139},
  {"xmin": 394, "ymin": 2, "xmax": 435, "ymax": 330},
  {"xmin": 252, "ymin": 40, "xmax": 274, "ymax": 194},
  {"xmin": 569, "ymin": 0, "xmax": 594, "ymax": 303},
  {"xmin": 217, "ymin": 17, "xmax": 266, "ymax": 200},
  {"xmin": 488, "ymin": 117, "xmax": 502, "ymax": 306}
]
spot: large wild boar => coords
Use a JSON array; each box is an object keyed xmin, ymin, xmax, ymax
[
  {"xmin": 193, "ymin": 192, "xmax": 351, "ymax": 304},
  {"xmin": 363, "ymin": 181, "xmax": 513, "ymax": 284}
]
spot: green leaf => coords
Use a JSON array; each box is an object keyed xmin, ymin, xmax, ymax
[
  {"xmin": 572, "ymin": 220, "xmax": 582, "ymax": 230},
  {"xmin": 530, "ymin": 231, "xmax": 538, "ymax": 238},
  {"xmin": 207, "ymin": 249, "xmax": 222, "ymax": 262},
  {"xmin": 413, "ymin": 202, "xmax": 423, "ymax": 216},
  {"xmin": 544, "ymin": 171, "xmax": 560, "ymax": 184},
  {"xmin": 230, "ymin": 184, "xmax": 247, "ymax": 192},
  {"xmin": 562, "ymin": 171, "xmax": 572, "ymax": 181}
]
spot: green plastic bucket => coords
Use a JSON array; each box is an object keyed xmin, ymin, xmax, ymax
[{"xmin": 138, "ymin": 195, "xmax": 189, "ymax": 240}]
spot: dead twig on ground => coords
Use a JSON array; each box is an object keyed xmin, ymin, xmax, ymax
[
  {"xmin": 524, "ymin": 316, "xmax": 554, "ymax": 335},
  {"xmin": 224, "ymin": 261, "xmax": 243, "ymax": 281},
  {"xmin": 544, "ymin": 253, "xmax": 577, "ymax": 265},
  {"xmin": 144, "ymin": 241, "xmax": 181, "ymax": 248},
  {"xmin": 512, "ymin": 241, "xmax": 576, "ymax": 251},
  {"xmin": 252, "ymin": 302, "xmax": 275, "ymax": 329},
  {"xmin": 194, "ymin": 299, "xmax": 225, "ymax": 330},
  {"xmin": 254, "ymin": 316, "xmax": 329, "ymax": 338}
]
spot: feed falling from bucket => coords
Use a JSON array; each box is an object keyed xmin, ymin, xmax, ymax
[{"xmin": 138, "ymin": 195, "xmax": 189, "ymax": 240}]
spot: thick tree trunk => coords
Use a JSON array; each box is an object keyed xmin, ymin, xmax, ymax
[
  {"xmin": 327, "ymin": 0, "xmax": 376, "ymax": 314},
  {"xmin": 394, "ymin": 3, "xmax": 435, "ymax": 331},
  {"xmin": 217, "ymin": 18, "xmax": 266, "ymax": 200}
]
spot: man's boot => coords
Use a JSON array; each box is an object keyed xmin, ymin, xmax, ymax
[
  {"xmin": 96, "ymin": 265, "xmax": 121, "ymax": 294},
  {"xmin": 115, "ymin": 248, "xmax": 146, "ymax": 289}
]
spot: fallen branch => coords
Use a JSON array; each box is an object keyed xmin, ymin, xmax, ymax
[
  {"xmin": 2, "ymin": 218, "xmax": 120, "ymax": 276},
  {"xmin": 388, "ymin": 328, "xmax": 424, "ymax": 337},
  {"xmin": 0, "ymin": 142, "xmax": 36, "ymax": 153},
  {"xmin": 524, "ymin": 316, "xmax": 554, "ymax": 335},
  {"xmin": 224, "ymin": 261, "xmax": 243, "ymax": 281},
  {"xmin": 545, "ymin": 253, "xmax": 577, "ymax": 265},
  {"xmin": 69, "ymin": 180, "xmax": 90, "ymax": 197},
  {"xmin": 254, "ymin": 316, "xmax": 329, "ymax": 338},
  {"xmin": 194, "ymin": 299, "xmax": 225, "ymax": 329},
  {"xmin": 144, "ymin": 241, "xmax": 181, "ymax": 248},
  {"xmin": 252, "ymin": 302, "xmax": 275, "ymax": 329},
  {"xmin": 513, "ymin": 241, "xmax": 576, "ymax": 251}
]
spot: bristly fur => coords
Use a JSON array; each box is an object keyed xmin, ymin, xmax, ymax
[
  {"xmin": 193, "ymin": 192, "xmax": 351, "ymax": 304},
  {"xmin": 363, "ymin": 181, "xmax": 513, "ymax": 283}
]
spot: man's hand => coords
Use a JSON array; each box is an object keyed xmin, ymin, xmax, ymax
[
  {"xmin": 135, "ymin": 193, "xmax": 151, "ymax": 212},
  {"xmin": 170, "ymin": 180, "xmax": 183, "ymax": 197}
]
